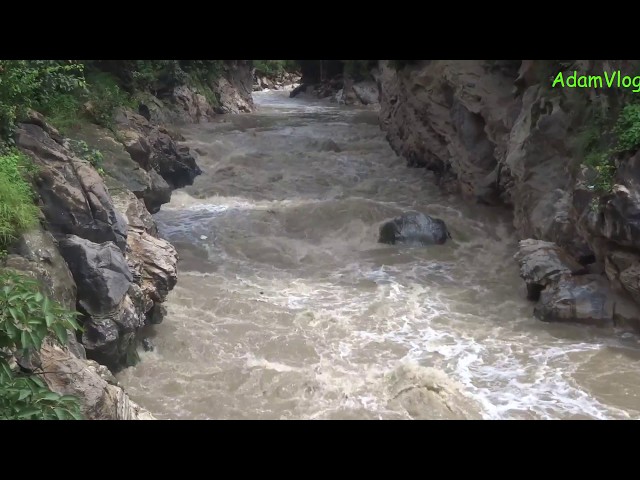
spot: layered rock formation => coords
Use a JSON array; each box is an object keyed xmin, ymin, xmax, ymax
[
  {"xmin": 136, "ymin": 60, "xmax": 255, "ymax": 124},
  {"xmin": 377, "ymin": 60, "xmax": 640, "ymax": 328},
  {"xmin": 4, "ymin": 228, "xmax": 154, "ymax": 419},
  {"xmin": 14, "ymin": 111, "xmax": 185, "ymax": 372},
  {"xmin": 3, "ymin": 60, "xmax": 258, "ymax": 418}
]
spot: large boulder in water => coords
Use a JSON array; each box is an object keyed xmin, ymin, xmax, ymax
[{"xmin": 378, "ymin": 211, "xmax": 452, "ymax": 246}]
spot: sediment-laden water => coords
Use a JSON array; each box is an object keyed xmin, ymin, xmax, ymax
[{"xmin": 118, "ymin": 91, "xmax": 640, "ymax": 420}]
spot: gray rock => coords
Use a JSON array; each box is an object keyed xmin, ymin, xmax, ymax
[
  {"xmin": 534, "ymin": 274, "xmax": 614, "ymax": 326},
  {"xmin": 40, "ymin": 340, "xmax": 154, "ymax": 419},
  {"xmin": 514, "ymin": 239, "xmax": 586, "ymax": 300},
  {"xmin": 15, "ymin": 123, "xmax": 128, "ymax": 250},
  {"xmin": 379, "ymin": 211, "xmax": 451, "ymax": 246},
  {"xmin": 57, "ymin": 235, "xmax": 132, "ymax": 316}
]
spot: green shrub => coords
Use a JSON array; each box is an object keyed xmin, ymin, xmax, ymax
[
  {"xmin": 0, "ymin": 270, "xmax": 83, "ymax": 420},
  {"xmin": 83, "ymin": 72, "xmax": 132, "ymax": 129},
  {"xmin": 253, "ymin": 60, "xmax": 299, "ymax": 77},
  {"xmin": 0, "ymin": 60, "xmax": 85, "ymax": 142},
  {"xmin": 614, "ymin": 103, "xmax": 640, "ymax": 152},
  {"xmin": 0, "ymin": 150, "xmax": 39, "ymax": 250}
]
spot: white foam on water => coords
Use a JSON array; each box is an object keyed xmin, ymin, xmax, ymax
[{"xmin": 117, "ymin": 88, "xmax": 640, "ymax": 420}]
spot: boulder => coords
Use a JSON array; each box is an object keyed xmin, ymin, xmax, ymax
[
  {"xmin": 114, "ymin": 108, "xmax": 202, "ymax": 189},
  {"xmin": 514, "ymin": 239, "xmax": 586, "ymax": 300},
  {"xmin": 534, "ymin": 274, "xmax": 614, "ymax": 326},
  {"xmin": 39, "ymin": 340, "xmax": 154, "ymax": 420},
  {"xmin": 379, "ymin": 211, "xmax": 451, "ymax": 246},
  {"xmin": 57, "ymin": 235, "xmax": 132, "ymax": 317}
]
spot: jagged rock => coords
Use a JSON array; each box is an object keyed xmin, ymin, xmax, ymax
[
  {"xmin": 351, "ymin": 80, "xmax": 380, "ymax": 106},
  {"xmin": 534, "ymin": 274, "xmax": 615, "ymax": 326},
  {"xmin": 81, "ymin": 317, "xmax": 119, "ymax": 361},
  {"xmin": 112, "ymin": 189, "xmax": 177, "ymax": 305},
  {"xmin": 57, "ymin": 235, "xmax": 132, "ymax": 317},
  {"xmin": 146, "ymin": 303, "xmax": 166, "ymax": 325},
  {"xmin": 70, "ymin": 122, "xmax": 172, "ymax": 214},
  {"xmin": 170, "ymin": 85, "xmax": 215, "ymax": 123},
  {"xmin": 5, "ymin": 228, "xmax": 77, "ymax": 311},
  {"xmin": 111, "ymin": 189, "xmax": 158, "ymax": 235},
  {"xmin": 128, "ymin": 231, "xmax": 178, "ymax": 303},
  {"xmin": 114, "ymin": 108, "xmax": 201, "ymax": 189},
  {"xmin": 213, "ymin": 61, "xmax": 254, "ymax": 113},
  {"xmin": 39, "ymin": 340, "xmax": 154, "ymax": 420},
  {"xmin": 514, "ymin": 239, "xmax": 586, "ymax": 300},
  {"xmin": 379, "ymin": 211, "xmax": 451, "ymax": 246},
  {"xmin": 15, "ymin": 123, "xmax": 128, "ymax": 250}
]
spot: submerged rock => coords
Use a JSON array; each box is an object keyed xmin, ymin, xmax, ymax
[{"xmin": 378, "ymin": 211, "xmax": 451, "ymax": 246}]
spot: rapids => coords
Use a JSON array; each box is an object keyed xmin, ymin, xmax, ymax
[{"xmin": 117, "ymin": 91, "xmax": 640, "ymax": 420}]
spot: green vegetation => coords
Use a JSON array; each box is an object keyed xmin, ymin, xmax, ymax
[
  {"xmin": 0, "ymin": 150, "xmax": 39, "ymax": 251},
  {"xmin": 0, "ymin": 60, "xmax": 85, "ymax": 141},
  {"xmin": 614, "ymin": 103, "xmax": 640, "ymax": 152},
  {"xmin": 577, "ymin": 103, "xmax": 640, "ymax": 198},
  {"xmin": 0, "ymin": 270, "xmax": 83, "ymax": 420},
  {"xmin": 68, "ymin": 139, "xmax": 105, "ymax": 175},
  {"xmin": 253, "ymin": 60, "xmax": 299, "ymax": 78}
]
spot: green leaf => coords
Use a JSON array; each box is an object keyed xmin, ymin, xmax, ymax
[
  {"xmin": 70, "ymin": 409, "xmax": 84, "ymax": 420},
  {"xmin": 53, "ymin": 407, "xmax": 68, "ymax": 420},
  {"xmin": 20, "ymin": 329, "xmax": 29, "ymax": 349},
  {"xmin": 17, "ymin": 389, "xmax": 31, "ymax": 401},
  {"xmin": 16, "ymin": 408, "xmax": 40, "ymax": 419},
  {"xmin": 44, "ymin": 312, "xmax": 55, "ymax": 327},
  {"xmin": 0, "ymin": 360, "xmax": 12, "ymax": 380},
  {"xmin": 51, "ymin": 323, "xmax": 68, "ymax": 344},
  {"xmin": 40, "ymin": 392, "xmax": 61, "ymax": 402},
  {"xmin": 34, "ymin": 292, "xmax": 43, "ymax": 302}
]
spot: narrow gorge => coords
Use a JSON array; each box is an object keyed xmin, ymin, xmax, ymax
[{"xmin": 2, "ymin": 60, "xmax": 640, "ymax": 420}]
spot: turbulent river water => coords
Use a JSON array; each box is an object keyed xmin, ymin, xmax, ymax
[{"xmin": 118, "ymin": 90, "xmax": 640, "ymax": 420}]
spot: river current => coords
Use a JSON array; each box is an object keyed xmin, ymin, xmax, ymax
[{"xmin": 118, "ymin": 90, "xmax": 640, "ymax": 420}]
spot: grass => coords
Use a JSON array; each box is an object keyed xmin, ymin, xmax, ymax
[{"xmin": 0, "ymin": 150, "xmax": 39, "ymax": 251}]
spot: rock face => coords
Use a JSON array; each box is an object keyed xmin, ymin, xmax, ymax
[
  {"xmin": 114, "ymin": 108, "xmax": 202, "ymax": 191},
  {"xmin": 15, "ymin": 108, "xmax": 185, "ymax": 372},
  {"xmin": 379, "ymin": 211, "xmax": 451, "ymax": 246},
  {"xmin": 378, "ymin": 60, "xmax": 640, "ymax": 328},
  {"xmin": 39, "ymin": 340, "xmax": 154, "ymax": 420},
  {"xmin": 15, "ymin": 123, "xmax": 128, "ymax": 250},
  {"xmin": 514, "ymin": 239, "xmax": 639, "ymax": 327},
  {"xmin": 514, "ymin": 239, "xmax": 586, "ymax": 300},
  {"xmin": 58, "ymin": 235, "xmax": 132, "ymax": 316},
  {"xmin": 5, "ymin": 227, "xmax": 154, "ymax": 419},
  {"xmin": 213, "ymin": 60, "xmax": 255, "ymax": 113}
]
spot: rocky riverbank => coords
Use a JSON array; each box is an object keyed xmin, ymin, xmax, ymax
[
  {"xmin": 376, "ymin": 60, "xmax": 640, "ymax": 330},
  {"xmin": 3, "ymin": 61, "xmax": 254, "ymax": 419}
]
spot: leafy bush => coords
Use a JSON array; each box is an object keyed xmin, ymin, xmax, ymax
[
  {"xmin": 0, "ymin": 60, "xmax": 85, "ymax": 142},
  {"xmin": 0, "ymin": 150, "xmax": 39, "ymax": 250},
  {"xmin": 0, "ymin": 270, "xmax": 83, "ymax": 420},
  {"xmin": 253, "ymin": 60, "xmax": 299, "ymax": 77},
  {"xmin": 614, "ymin": 103, "xmax": 640, "ymax": 152},
  {"xmin": 83, "ymin": 72, "xmax": 132, "ymax": 129}
]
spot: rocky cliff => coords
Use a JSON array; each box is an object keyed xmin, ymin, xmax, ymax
[
  {"xmin": 3, "ymin": 62, "xmax": 254, "ymax": 419},
  {"xmin": 377, "ymin": 60, "xmax": 640, "ymax": 329}
]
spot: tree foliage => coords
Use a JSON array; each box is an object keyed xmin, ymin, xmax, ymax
[{"xmin": 0, "ymin": 270, "xmax": 83, "ymax": 420}]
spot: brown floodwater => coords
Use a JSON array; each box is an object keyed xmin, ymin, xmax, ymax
[{"xmin": 117, "ymin": 90, "xmax": 640, "ymax": 419}]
